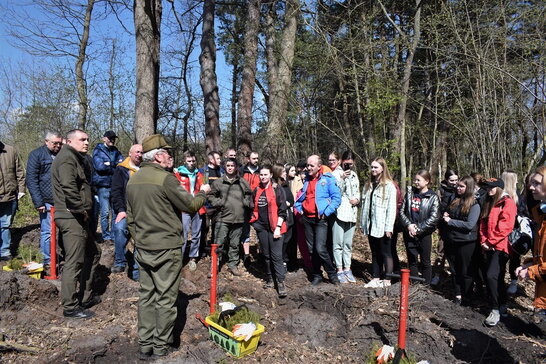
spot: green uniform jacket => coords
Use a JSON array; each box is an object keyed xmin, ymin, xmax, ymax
[
  {"xmin": 0, "ymin": 142, "xmax": 26, "ymax": 203},
  {"xmin": 208, "ymin": 174, "xmax": 252, "ymax": 224},
  {"xmin": 51, "ymin": 145, "xmax": 92, "ymax": 219},
  {"xmin": 126, "ymin": 162, "xmax": 206, "ymax": 250}
]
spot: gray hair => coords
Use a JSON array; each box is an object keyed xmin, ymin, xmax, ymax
[
  {"xmin": 45, "ymin": 130, "xmax": 62, "ymax": 140},
  {"xmin": 142, "ymin": 148, "xmax": 161, "ymax": 162}
]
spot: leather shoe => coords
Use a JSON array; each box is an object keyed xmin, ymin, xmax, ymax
[
  {"xmin": 0, "ymin": 255, "xmax": 12, "ymax": 261},
  {"xmin": 311, "ymin": 276, "xmax": 323, "ymax": 286},
  {"xmin": 81, "ymin": 296, "xmax": 101, "ymax": 309},
  {"xmin": 277, "ymin": 282, "xmax": 287, "ymax": 298},
  {"xmin": 63, "ymin": 308, "xmax": 94, "ymax": 319}
]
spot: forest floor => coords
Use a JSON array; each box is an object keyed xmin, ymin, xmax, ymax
[{"xmin": 0, "ymin": 222, "xmax": 545, "ymax": 364}]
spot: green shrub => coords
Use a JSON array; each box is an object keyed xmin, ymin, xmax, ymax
[
  {"xmin": 209, "ymin": 294, "xmax": 261, "ymax": 332},
  {"xmin": 12, "ymin": 195, "xmax": 38, "ymax": 228}
]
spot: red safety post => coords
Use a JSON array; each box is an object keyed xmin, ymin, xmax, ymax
[
  {"xmin": 45, "ymin": 206, "xmax": 58, "ymax": 280},
  {"xmin": 210, "ymin": 243, "xmax": 219, "ymax": 314},
  {"xmin": 397, "ymin": 268, "xmax": 410, "ymax": 351}
]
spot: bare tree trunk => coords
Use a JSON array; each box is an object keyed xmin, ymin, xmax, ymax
[
  {"xmin": 265, "ymin": 0, "xmax": 299, "ymax": 160},
  {"xmin": 107, "ymin": 38, "xmax": 116, "ymax": 130},
  {"xmin": 76, "ymin": 0, "xmax": 95, "ymax": 130},
  {"xmin": 393, "ymin": 0, "xmax": 421, "ymax": 190},
  {"xmin": 230, "ymin": 61, "xmax": 238, "ymax": 149},
  {"xmin": 265, "ymin": 2, "xmax": 278, "ymax": 121},
  {"xmin": 134, "ymin": 0, "xmax": 162, "ymax": 143},
  {"xmin": 200, "ymin": 0, "xmax": 221, "ymax": 153},
  {"xmin": 236, "ymin": 0, "xmax": 261, "ymax": 157}
]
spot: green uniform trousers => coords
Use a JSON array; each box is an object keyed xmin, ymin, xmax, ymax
[
  {"xmin": 55, "ymin": 215, "xmax": 101, "ymax": 311},
  {"xmin": 215, "ymin": 222, "xmax": 243, "ymax": 269},
  {"xmin": 136, "ymin": 248, "xmax": 182, "ymax": 355}
]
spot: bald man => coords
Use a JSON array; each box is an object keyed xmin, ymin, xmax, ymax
[
  {"xmin": 294, "ymin": 155, "xmax": 341, "ymax": 286},
  {"xmin": 111, "ymin": 144, "xmax": 143, "ymax": 276}
]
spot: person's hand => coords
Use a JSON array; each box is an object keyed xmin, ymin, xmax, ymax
[
  {"xmin": 481, "ymin": 242, "xmax": 492, "ymax": 251},
  {"xmin": 408, "ymin": 224, "xmax": 417, "ymax": 237},
  {"xmin": 515, "ymin": 266, "xmax": 529, "ymax": 280},
  {"xmin": 342, "ymin": 169, "xmax": 351, "ymax": 179},
  {"xmin": 115, "ymin": 211, "xmax": 127, "ymax": 223},
  {"xmin": 200, "ymin": 184, "xmax": 211, "ymax": 194},
  {"xmin": 82, "ymin": 210, "xmax": 89, "ymax": 222},
  {"xmin": 274, "ymin": 227, "xmax": 281, "ymax": 239},
  {"xmin": 385, "ymin": 231, "xmax": 392, "ymax": 238},
  {"xmin": 286, "ymin": 201, "xmax": 291, "ymax": 207},
  {"xmin": 349, "ymin": 198, "xmax": 359, "ymax": 206},
  {"xmin": 37, "ymin": 206, "xmax": 46, "ymax": 213},
  {"xmin": 443, "ymin": 215, "xmax": 451, "ymax": 223}
]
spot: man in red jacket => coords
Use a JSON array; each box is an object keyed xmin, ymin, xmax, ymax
[{"xmin": 174, "ymin": 151, "xmax": 207, "ymax": 271}]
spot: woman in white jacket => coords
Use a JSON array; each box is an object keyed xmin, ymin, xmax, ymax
[{"xmin": 361, "ymin": 157, "xmax": 398, "ymax": 288}]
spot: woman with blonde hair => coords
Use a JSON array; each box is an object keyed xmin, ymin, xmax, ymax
[
  {"xmin": 501, "ymin": 170, "xmax": 529, "ymax": 295},
  {"xmin": 361, "ymin": 157, "xmax": 398, "ymax": 288}
]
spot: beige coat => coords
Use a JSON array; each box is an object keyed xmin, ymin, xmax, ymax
[{"xmin": 0, "ymin": 142, "xmax": 25, "ymax": 203}]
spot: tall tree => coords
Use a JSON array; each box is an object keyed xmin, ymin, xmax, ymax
[
  {"xmin": 200, "ymin": 0, "xmax": 221, "ymax": 153},
  {"xmin": 264, "ymin": 0, "xmax": 300, "ymax": 160},
  {"xmin": 134, "ymin": 0, "xmax": 162, "ymax": 143},
  {"xmin": 236, "ymin": 0, "xmax": 262, "ymax": 156}
]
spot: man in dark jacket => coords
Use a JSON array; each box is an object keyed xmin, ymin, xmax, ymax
[
  {"xmin": 91, "ymin": 130, "xmax": 123, "ymax": 243},
  {"xmin": 26, "ymin": 131, "xmax": 62, "ymax": 266},
  {"xmin": 209, "ymin": 158, "xmax": 252, "ymax": 276},
  {"xmin": 239, "ymin": 151, "xmax": 260, "ymax": 263},
  {"xmin": 0, "ymin": 141, "xmax": 26, "ymax": 260},
  {"xmin": 52, "ymin": 129, "xmax": 101, "ymax": 319},
  {"xmin": 127, "ymin": 134, "xmax": 209, "ymax": 359},
  {"xmin": 110, "ymin": 144, "xmax": 142, "ymax": 276}
]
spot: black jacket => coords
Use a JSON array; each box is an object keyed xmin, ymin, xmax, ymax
[
  {"xmin": 26, "ymin": 145, "xmax": 55, "ymax": 208},
  {"xmin": 111, "ymin": 166, "xmax": 130, "ymax": 215},
  {"xmin": 399, "ymin": 187, "xmax": 440, "ymax": 236},
  {"xmin": 445, "ymin": 201, "xmax": 481, "ymax": 243}
]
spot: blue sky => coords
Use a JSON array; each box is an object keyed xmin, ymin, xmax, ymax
[{"xmin": 0, "ymin": 0, "xmax": 235, "ymax": 131}]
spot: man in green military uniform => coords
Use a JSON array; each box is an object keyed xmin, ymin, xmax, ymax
[
  {"xmin": 126, "ymin": 134, "xmax": 210, "ymax": 359},
  {"xmin": 52, "ymin": 129, "xmax": 101, "ymax": 319}
]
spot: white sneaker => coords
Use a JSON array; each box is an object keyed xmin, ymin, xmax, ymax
[
  {"xmin": 364, "ymin": 278, "xmax": 381, "ymax": 288},
  {"xmin": 506, "ymin": 279, "xmax": 518, "ymax": 295},
  {"xmin": 430, "ymin": 275, "xmax": 440, "ymax": 286},
  {"xmin": 381, "ymin": 280, "xmax": 391, "ymax": 287},
  {"xmin": 484, "ymin": 309, "xmax": 500, "ymax": 326}
]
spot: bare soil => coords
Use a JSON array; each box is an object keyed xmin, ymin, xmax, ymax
[{"xmin": 0, "ymin": 224, "xmax": 545, "ymax": 364}]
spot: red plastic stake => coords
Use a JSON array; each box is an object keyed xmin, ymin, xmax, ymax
[
  {"xmin": 398, "ymin": 268, "xmax": 410, "ymax": 351},
  {"xmin": 45, "ymin": 206, "xmax": 58, "ymax": 280},
  {"xmin": 210, "ymin": 243, "xmax": 219, "ymax": 314}
]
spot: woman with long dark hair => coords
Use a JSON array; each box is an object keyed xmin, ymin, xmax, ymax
[
  {"xmin": 360, "ymin": 157, "xmax": 397, "ymax": 288},
  {"xmin": 273, "ymin": 163, "xmax": 296, "ymax": 271},
  {"xmin": 250, "ymin": 164, "xmax": 289, "ymax": 297},
  {"xmin": 442, "ymin": 176, "xmax": 481, "ymax": 304},
  {"xmin": 516, "ymin": 166, "xmax": 546, "ymax": 323},
  {"xmin": 399, "ymin": 170, "xmax": 440, "ymax": 284},
  {"xmin": 479, "ymin": 178, "xmax": 517, "ymax": 326}
]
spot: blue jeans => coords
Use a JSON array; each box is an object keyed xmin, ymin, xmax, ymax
[
  {"xmin": 182, "ymin": 213, "xmax": 202, "ymax": 258},
  {"xmin": 0, "ymin": 200, "xmax": 17, "ymax": 258},
  {"xmin": 113, "ymin": 217, "xmax": 139, "ymax": 280},
  {"xmin": 96, "ymin": 187, "xmax": 114, "ymax": 241},
  {"xmin": 39, "ymin": 202, "xmax": 53, "ymax": 264}
]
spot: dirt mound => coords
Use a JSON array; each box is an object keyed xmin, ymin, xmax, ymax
[{"xmin": 1, "ymin": 225, "xmax": 545, "ymax": 363}]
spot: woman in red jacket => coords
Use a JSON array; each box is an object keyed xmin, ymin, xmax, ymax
[
  {"xmin": 479, "ymin": 177, "xmax": 517, "ymax": 326},
  {"xmin": 250, "ymin": 164, "xmax": 289, "ymax": 298}
]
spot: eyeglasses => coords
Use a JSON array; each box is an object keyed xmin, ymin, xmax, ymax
[{"xmin": 47, "ymin": 141, "xmax": 62, "ymax": 146}]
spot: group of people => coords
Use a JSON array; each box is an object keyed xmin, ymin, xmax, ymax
[{"xmin": 1, "ymin": 130, "xmax": 546, "ymax": 358}]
